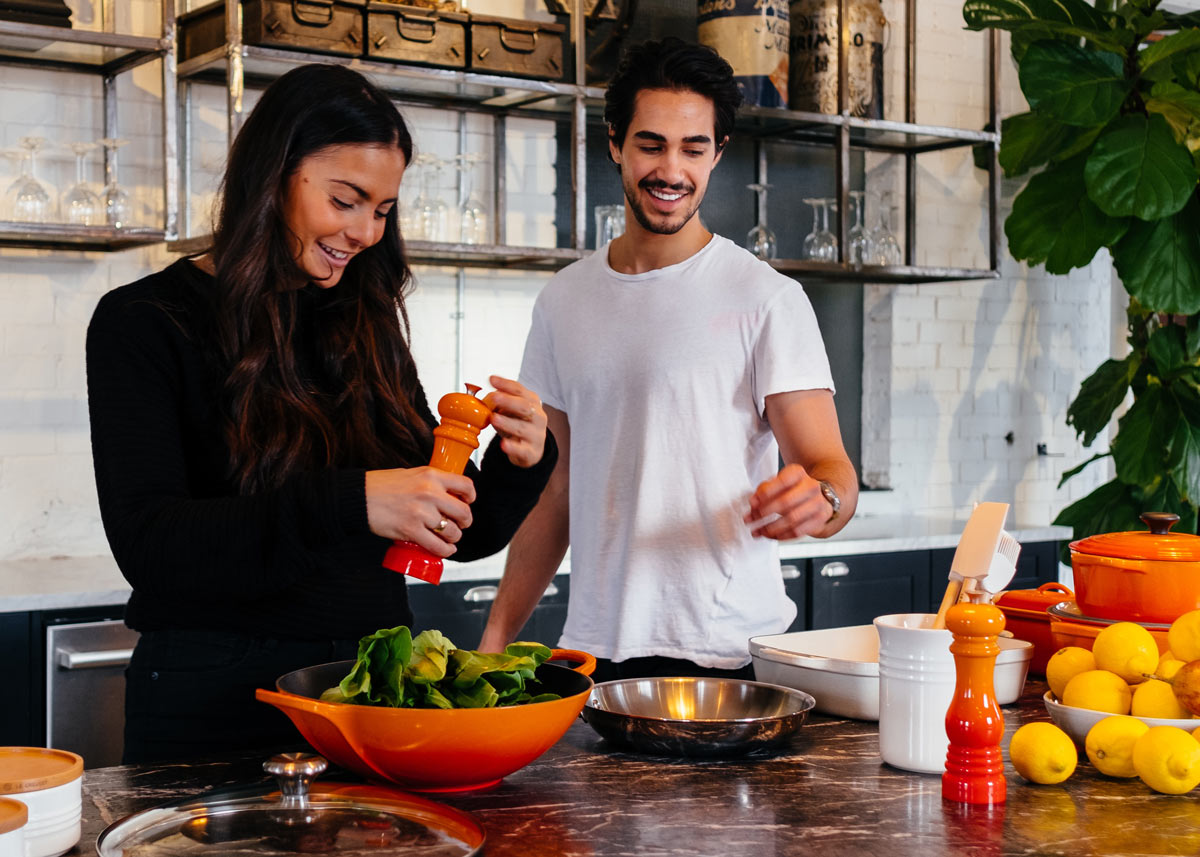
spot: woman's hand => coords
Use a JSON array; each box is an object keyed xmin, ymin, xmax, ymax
[
  {"xmin": 365, "ymin": 467, "xmax": 476, "ymax": 556},
  {"xmin": 483, "ymin": 375, "xmax": 548, "ymax": 469}
]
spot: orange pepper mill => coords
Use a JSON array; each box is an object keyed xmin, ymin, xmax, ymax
[
  {"xmin": 942, "ymin": 598, "xmax": 1007, "ymax": 805},
  {"xmin": 381, "ymin": 383, "xmax": 492, "ymax": 585}
]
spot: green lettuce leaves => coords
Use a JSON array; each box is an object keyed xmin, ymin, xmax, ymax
[{"xmin": 319, "ymin": 626, "xmax": 561, "ymax": 709}]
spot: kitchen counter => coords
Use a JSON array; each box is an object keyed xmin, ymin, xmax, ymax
[
  {"xmin": 0, "ymin": 518, "xmax": 1071, "ymax": 612},
  {"xmin": 76, "ymin": 680, "xmax": 1198, "ymax": 857}
]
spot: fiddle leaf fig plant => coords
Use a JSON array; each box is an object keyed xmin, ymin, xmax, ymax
[{"xmin": 963, "ymin": 0, "xmax": 1200, "ymax": 542}]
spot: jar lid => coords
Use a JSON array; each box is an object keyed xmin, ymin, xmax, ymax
[
  {"xmin": 0, "ymin": 748, "xmax": 83, "ymax": 794},
  {"xmin": 0, "ymin": 798, "xmax": 27, "ymax": 834},
  {"xmin": 96, "ymin": 754, "xmax": 485, "ymax": 857},
  {"xmin": 1069, "ymin": 512, "xmax": 1200, "ymax": 562}
]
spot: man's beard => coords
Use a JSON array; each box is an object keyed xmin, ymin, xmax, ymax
[{"xmin": 623, "ymin": 176, "xmax": 701, "ymax": 236}]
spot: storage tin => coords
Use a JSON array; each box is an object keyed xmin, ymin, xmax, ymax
[
  {"xmin": 467, "ymin": 15, "xmax": 563, "ymax": 80},
  {"xmin": 179, "ymin": 0, "xmax": 365, "ymax": 63},
  {"xmin": 366, "ymin": 3, "xmax": 467, "ymax": 67},
  {"xmin": 0, "ymin": 748, "xmax": 82, "ymax": 857}
]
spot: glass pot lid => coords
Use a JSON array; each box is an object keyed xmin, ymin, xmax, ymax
[{"xmin": 96, "ymin": 754, "xmax": 484, "ymax": 857}]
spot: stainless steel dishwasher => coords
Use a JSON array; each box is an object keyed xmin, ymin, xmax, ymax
[{"xmin": 45, "ymin": 619, "xmax": 139, "ymax": 769}]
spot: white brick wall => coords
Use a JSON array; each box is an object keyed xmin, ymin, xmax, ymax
[{"xmin": 0, "ymin": 0, "xmax": 1117, "ymax": 560}]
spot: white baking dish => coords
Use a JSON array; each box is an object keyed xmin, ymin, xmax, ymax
[{"xmin": 749, "ymin": 624, "xmax": 1033, "ymax": 720}]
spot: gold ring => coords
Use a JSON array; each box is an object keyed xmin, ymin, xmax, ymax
[{"xmin": 433, "ymin": 519, "xmax": 448, "ymax": 533}]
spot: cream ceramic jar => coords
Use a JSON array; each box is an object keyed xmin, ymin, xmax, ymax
[{"xmin": 0, "ymin": 749, "xmax": 82, "ymax": 857}]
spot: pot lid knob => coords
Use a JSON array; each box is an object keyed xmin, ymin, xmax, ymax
[
  {"xmin": 1141, "ymin": 511, "xmax": 1180, "ymax": 535},
  {"xmin": 263, "ymin": 753, "xmax": 327, "ymax": 808}
]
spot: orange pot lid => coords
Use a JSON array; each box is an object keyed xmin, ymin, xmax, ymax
[
  {"xmin": 1070, "ymin": 512, "xmax": 1200, "ymax": 562},
  {"xmin": 0, "ymin": 748, "xmax": 83, "ymax": 794},
  {"xmin": 0, "ymin": 798, "xmax": 27, "ymax": 834}
]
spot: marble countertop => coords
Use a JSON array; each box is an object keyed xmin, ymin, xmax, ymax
[
  {"xmin": 76, "ymin": 680, "xmax": 1196, "ymax": 857},
  {"xmin": 0, "ymin": 517, "xmax": 1071, "ymax": 613}
]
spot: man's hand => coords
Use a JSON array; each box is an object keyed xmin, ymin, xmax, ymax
[{"xmin": 745, "ymin": 463, "xmax": 835, "ymax": 541}]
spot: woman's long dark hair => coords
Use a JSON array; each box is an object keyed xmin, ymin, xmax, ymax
[{"xmin": 209, "ymin": 63, "xmax": 428, "ymax": 494}]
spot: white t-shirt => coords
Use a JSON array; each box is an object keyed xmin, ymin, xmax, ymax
[{"xmin": 519, "ymin": 234, "xmax": 835, "ymax": 668}]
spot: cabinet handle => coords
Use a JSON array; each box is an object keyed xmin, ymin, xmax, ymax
[
  {"xmin": 463, "ymin": 585, "xmax": 498, "ymax": 603},
  {"xmin": 56, "ymin": 647, "xmax": 134, "ymax": 670},
  {"xmin": 780, "ymin": 564, "xmax": 801, "ymax": 580},
  {"xmin": 819, "ymin": 561, "xmax": 850, "ymax": 578}
]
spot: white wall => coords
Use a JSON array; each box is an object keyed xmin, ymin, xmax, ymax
[{"xmin": 0, "ymin": 0, "xmax": 1115, "ymax": 562}]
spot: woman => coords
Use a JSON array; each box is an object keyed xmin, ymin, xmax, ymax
[{"xmin": 86, "ymin": 64, "xmax": 556, "ymax": 764}]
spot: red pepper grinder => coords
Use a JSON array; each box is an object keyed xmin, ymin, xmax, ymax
[
  {"xmin": 381, "ymin": 383, "xmax": 492, "ymax": 585},
  {"xmin": 942, "ymin": 598, "xmax": 1007, "ymax": 806}
]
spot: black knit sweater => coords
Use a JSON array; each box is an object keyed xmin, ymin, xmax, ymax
[{"xmin": 86, "ymin": 259, "xmax": 556, "ymax": 640}]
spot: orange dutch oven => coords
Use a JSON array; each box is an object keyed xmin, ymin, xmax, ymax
[{"xmin": 1069, "ymin": 512, "xmax": 1200, "ymax": 625}]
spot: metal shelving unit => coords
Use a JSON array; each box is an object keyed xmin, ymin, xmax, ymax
[
  {"xmin": 0, "ymin": 1, "xmax": 178, "ymax": 251},
  {"xmin": 3, "ymin": 0, "xmax": 998, "ymax": 276}
]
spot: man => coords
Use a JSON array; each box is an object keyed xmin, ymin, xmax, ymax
[{"xmin": 478, "ymin": 36, "xmax": 858, "ymax": 681}]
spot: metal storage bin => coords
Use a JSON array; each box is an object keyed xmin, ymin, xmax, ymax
[
  {"xmin": 467, "ymin": 14, "xmax": 563, "ymax": 80},
  {"xmin": 179, "ymin": 0, "xmax": 366, "ymax": 62},
  {"xmin": 365, "ymin": 2, "xmax": 467, "ymax": 68}
]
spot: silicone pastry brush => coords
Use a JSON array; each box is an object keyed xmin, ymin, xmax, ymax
[{"xmin": 931, "ymin": 502, "xmax": 1010, "ymax": 630}]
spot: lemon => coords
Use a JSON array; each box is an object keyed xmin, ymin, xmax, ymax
[
  {"xmin": 1046, "ymin": 646, "xmax": 1097, "ymax": 700},
  {"xmin": 1133, "ymin": 726, "xmax": 1200, "ymax": 794},
  {"xmin": 1194, "ymin": 726, "xmax": 1200, "ymax": 742},
  {"xmin": 1133, "ymin": 678, "xmax": 1193, "ymax": 719},
  {"xmin": 1159, "ymin": 650, "xmax": 1177, "ymax": 669},
  {"xmin": 1062, "ymin": 669, "xmax": 1133, "ymax": 715},
  {"xmin": 1008, "ymin": 722, "xmax": 1078, "ymax": 784},
  {"xmin": 1157, "ymin": 658, "xmax": 1186, "ymax": 681},
  {"xmin": 1092, "ymin": 622, "xmax": 1159, "ymax": 684},
  {"xmin": 1085, "ymin": 715, "xmax": 1149, "ymax": 778},
  {"xmin": 1168, "ymin": 610, "xmax": 1200, "ymax": 663}
]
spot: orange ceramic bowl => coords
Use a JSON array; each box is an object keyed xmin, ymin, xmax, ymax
[
  {"xmin": 256, "ymin": 649, "xmax": 595, "ymax": 793},
  {"xmin": 1070, "ymin": 513, "xmax": 1200, "ymax": 624}
]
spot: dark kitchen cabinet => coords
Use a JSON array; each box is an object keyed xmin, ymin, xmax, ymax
[
  {"xmin": 408, "ymin": 574, "xmax": 569, "ymax": 650},
  {"xmin": 0, "ymin": 611, "xmax": 34, "ymax": 748},
  {"xmin": 929, "ymin": 539, "xmax": 1060, "ymax": 607},
  {"xmin": 807, "ymin": 550, "xmax": 933, "ymax": 631}
]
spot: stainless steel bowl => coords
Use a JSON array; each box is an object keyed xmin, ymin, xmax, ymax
[{"xmin": 580, "ymin": 677, "xmax": 815, "ymax": 757}]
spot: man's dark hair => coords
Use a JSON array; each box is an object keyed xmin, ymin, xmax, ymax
[{"xmin": 604, "ymin": 36, "xmax": 743, "ymax": 153}]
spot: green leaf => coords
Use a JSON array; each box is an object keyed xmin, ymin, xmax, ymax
[
  {"xmin": 1019, "ymin": 41, "xmax": 1132, "ymax": 126},
  {"xmin": 1057, "ymin": 450, "xmax": 1113, "ymax": 488},
  {"xmin": 1113, "ymin": 196, "xmax": 1200, "ymax": 314},
  {"xmin": 1140, "ymin": 27, "xmax": 1200, "ymax": 76},
  {"xmin": 406, "ymin": 629, "xmax": 453, "ymax": 683},
  {"xmin": 1147, "ymin": 323, "xmax": 1189, "ymax": 377},
  {"xmin": 1168, "ymin": 416, "xmax": 1200, "ymax": 503},
  {"xmin": 1084, "ymin": 114, "xmax": 1199, "ymax": 219},
  {"xmin": 1066, "ymin": 353, "xmax": 1138, "ymax": 445},
  {"xmin": 1112, "ymin": 383, "xmax": 1179, "ymax": 486},
  {"xmin": 1140, "ymin": 471, "xmax": 1198, "ymax": 532},
  {"xmin": 1053, "ymin": 478, "xmax": 1142, "ymax": 558},
  {"xmin": 1146, "ymin": 81, "xmax": 1200, "ymax": 125},
  {"xmin": 962, "ymin": 0, "xmax": 1125, "ymax": 52},
  {"xmin": 1006, "ymin": 155, "xmax": 1130, "ymax": 274},
  {"xmin": 999, "ymin": 111, "xmax": 1081, "ymax": 177},
  {"xmin": 1188, "ymin": 316, "xmax": 1200, "ymax": 359}
]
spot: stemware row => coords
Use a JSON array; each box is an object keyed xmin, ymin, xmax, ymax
[
  {"xmin": 402, "ymin": 153, "xmax": 490, "ymax": 245},
  {"xmin": 4, "ymin": 136, "xmax": 133, "ymax": 228},
  {"xmin": 744, "ymin": 185, "xmax": 903, "ymax": 266}
]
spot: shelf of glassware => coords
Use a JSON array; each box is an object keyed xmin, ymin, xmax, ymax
[
  {"xmin": 176, "ymin": 44, "xmax": 590, "ymax": 114},
  {"xmin": 0, "ymin": 221, "xmax": 166, "ymax": 251},
  {"xmin": 0, "ymin": 20, "xmax": 166, "ymax": 73}
]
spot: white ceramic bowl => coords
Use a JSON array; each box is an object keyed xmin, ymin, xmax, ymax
[
  {"xmin": 750, "ymin": 624, "xmax": 1033, "ymax": 720},
  {"xmin": 1042, "ymin": 692, "xmax": 1200, "ymax": 744},
  {"xmin": 0, "ymin": 748, "xmax": 82, "ymax": 857}
]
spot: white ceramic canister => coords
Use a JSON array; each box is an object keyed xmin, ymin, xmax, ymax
[
  {"xmin": 0, "ymin": 749, "xmax": 83, "ymax": 857},
  {"xmin": 874, "ymin": 613, "xmax": 957, "ymax": 774},
  {"xmin": 0, "ymin": 798, "xmax": 27, "ymax": 857}
]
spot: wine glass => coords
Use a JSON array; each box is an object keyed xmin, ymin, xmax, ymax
[
  {"xmin": 6, "ymin": 136, "xmax": 52, "ymax": 223},
  {"xmin": 848, "ymin": 190, "xmax": 869, "ymax": 267},
  {"xmin": 869, "ymin": 191, "xmax": 903, "ymax": 265},
  {"xmin": 456, "ymin": 153, "xmax": 489, "ymax": 245},
  {"xmin": 97, "ymin": 137, "xmax": 133, "ymax": 229},
  {"xmin": 745, "ymin": 182, "xmax": 777, "ymax": 260},
  {"xmin": 60, "ymin": 142, "xmax": 101, "ymax": 226},
  {"xmin": 802, "ymin": 198, "xmax": 838, "ymax": 262},
  {"xmin": 411, "ymin": 153, "xmax": 449, "ymax": 242}
]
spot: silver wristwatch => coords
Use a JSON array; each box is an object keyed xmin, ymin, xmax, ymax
[{"xmin": 819, "ymin": 480, "xmax": 841, "ymax": 523}]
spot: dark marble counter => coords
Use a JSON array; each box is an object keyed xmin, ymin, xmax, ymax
[{"xmin": 80, "ymin": 681, "xmax": 1200, "ymax": 857}]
